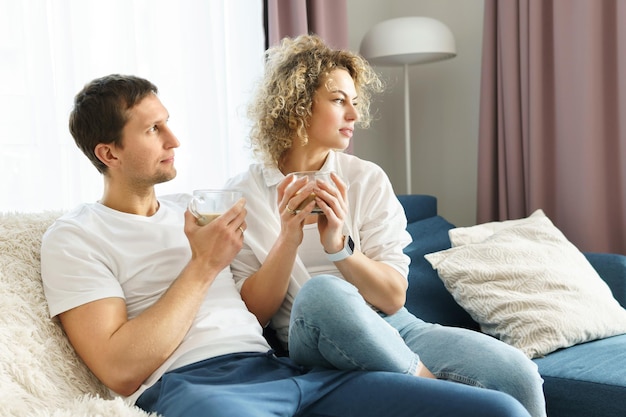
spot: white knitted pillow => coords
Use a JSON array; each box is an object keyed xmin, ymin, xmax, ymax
[
  {"xmin": 0, "ymin": 211, "xmax": 156, "ymax": 417},
  {"xmin": 425, "ymin": 210, "xmax": 626, "ymax": 358}
]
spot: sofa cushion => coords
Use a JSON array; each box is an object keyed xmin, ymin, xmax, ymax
[
  {"xmin": 533, "ymin": 334, "xmax": 626, "ymax": 417},
  {"xmin": 424, "ymin": 209, "xmax": 626, "ymax": 358}
]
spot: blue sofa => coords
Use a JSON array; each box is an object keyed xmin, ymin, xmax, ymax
[{"xmin": 398, "ymin": 194, "xmax": 626, "ymax": 417}]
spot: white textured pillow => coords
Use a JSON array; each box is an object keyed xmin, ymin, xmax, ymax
[
  {"xmin": 449, "ymin": 210, "xmax": 544, "ymax": 247},
  {"xmin": 425, "ymin": 210, "xmax": 626, "ymax": 358}
]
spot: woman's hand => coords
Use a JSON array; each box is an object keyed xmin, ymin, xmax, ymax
[
  {"xmin": 276, "ymin": 175, "xmax": 316, "ymax": 246},
  {"xmin": 314, "ymin": 172, "xmax": 349, "ymax": 253}
]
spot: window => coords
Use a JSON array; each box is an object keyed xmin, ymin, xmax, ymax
[{"xmin": 0, "ymin": 0, "xmax": 264, "ymax": 211}]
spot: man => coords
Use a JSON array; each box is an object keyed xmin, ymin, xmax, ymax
[{"xmin": 41, "ymin": 74, "xmax": 530, "ymax": 417}]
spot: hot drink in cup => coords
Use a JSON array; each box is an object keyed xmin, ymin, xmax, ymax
[
  {"xmin": 188, "ymin": 189, "xmax": 242, "ymax": 225},
  {"xmin": 288, "ymin": 171, "xmax": 338, "ymax": 214}
]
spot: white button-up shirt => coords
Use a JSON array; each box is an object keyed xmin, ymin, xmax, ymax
[{"xmin": 226, "ymin": 151, "xmax": 412, "ymax": 344}]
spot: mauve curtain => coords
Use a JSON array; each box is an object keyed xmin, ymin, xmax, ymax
[
  {"xmin": 478, "ymin": 0, "xmax": 626, "ymax": 254},
  {"xmin": 265, "ymin": 0, "xmax": 348, "ymax": 48}
]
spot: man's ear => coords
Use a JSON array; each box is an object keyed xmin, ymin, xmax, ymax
[{"xmin": 94, "ymin": 143, "xmax": 119, "ymax": 169}]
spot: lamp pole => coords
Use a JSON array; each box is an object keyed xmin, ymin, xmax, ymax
[
  {"xmin": 403, "ymin": 63, "xmax": 412, "ymax": 195},
  {"xmin": 359, "ymin": 16, "xmax": 457, "ymax": 196}
]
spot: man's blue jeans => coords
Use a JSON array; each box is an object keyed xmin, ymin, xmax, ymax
[
  {"xmin": 289, "ymin": 275, "xmax": 546, "ymax": 417},
  {"xmin": 136, "ymin": 351, "xmax": 530, "ymax": 417}
]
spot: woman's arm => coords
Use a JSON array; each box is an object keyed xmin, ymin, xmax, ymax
[
  {"xmin": 238, "ymin": 176, "xmax": 316, "ymax": 326},
  {"xmin": 315, "ymin": 169, "xmax": 411, "ymax": 315}
]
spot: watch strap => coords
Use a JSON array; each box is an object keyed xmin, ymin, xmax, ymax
[{"xmin": 326, "ymin": 235, "xmax": 355, "ymax": 262}]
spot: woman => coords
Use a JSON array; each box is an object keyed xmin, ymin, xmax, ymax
[{"xmin": 225, "ymin": 34, "xmax": 545, "ymax": 417}]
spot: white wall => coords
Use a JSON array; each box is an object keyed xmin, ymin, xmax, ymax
[{"xmin": 347, "ymin": 0, "xmax": 485, "ymax": 226}]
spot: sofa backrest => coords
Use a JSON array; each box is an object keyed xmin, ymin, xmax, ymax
[
  {"xmin": 398, "ymin": 195, "xmax": 480, "ymax": 330},
  {"xmin": 0, "ymin": 211, "xmax": 112, "ymax": 414}
]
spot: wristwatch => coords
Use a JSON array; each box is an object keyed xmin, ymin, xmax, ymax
[{"xmin": 326, "ymin": 235, "xmax": 355, "ymax": 262}]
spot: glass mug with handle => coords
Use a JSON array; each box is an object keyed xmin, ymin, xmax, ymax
[
  {"xmin": 287, "ymin": 171, "xmax": 344, "ymax": 214},
  {"xmin": 188, "ymin": 189, "xmax": 242, "ymax": 225}
]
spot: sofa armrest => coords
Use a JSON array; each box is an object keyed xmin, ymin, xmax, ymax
[
  {"xmin": 584, "ymin": 252, "xmax": 626, "ymax": 308},
  {"xmin": 396, "ymin": 194, "xmax": 438, "ymax": 223}
]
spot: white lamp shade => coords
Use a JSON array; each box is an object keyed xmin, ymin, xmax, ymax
[{"xmin": 359, "ymin": 17, "xmax": 457, "ymax": 66}]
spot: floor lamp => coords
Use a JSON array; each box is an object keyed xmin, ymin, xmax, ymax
[{"xmin": 359, "ymin": 17, "xmax": 456, "ymax": 194}]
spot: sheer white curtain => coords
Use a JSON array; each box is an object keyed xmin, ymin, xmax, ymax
[{"xmin": 0, "ymin": 0, "xmax": 264, "ymax": 212}]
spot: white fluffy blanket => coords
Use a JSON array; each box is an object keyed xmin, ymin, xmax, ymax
[{"xmin": 0, "ymin": 211, "xmax": 157, "ymax": 417}]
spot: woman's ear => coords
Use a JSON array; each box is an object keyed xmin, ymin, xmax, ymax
[{"xmin": 94, "ymin": 143, "xmax": 119, "ymax": 169}]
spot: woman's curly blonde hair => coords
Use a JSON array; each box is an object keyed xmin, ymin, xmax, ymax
[{"xmin": 248, "ymin": 34, "xmax": 384, "ymax": 167}]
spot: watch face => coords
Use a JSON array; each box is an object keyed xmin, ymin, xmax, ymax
[{"xmin": 347, "ymin": 236, "xmax": 355, "ymax": 252}]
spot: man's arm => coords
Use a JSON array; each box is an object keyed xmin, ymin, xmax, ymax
[
  {"xmin": 60, "ymin": 257, "xmax": 217, "ymax": 396},
  {"xmin": 60, "ymin": 206, "xmax": 246, "ymax": 396}
]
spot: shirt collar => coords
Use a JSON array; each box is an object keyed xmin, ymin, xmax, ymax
[{"xmin": 261, "ymin": 151, "xmax": 338, "ymax": 188}]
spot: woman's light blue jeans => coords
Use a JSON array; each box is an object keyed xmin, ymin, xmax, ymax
[{"xmin": 289, "ymin": 275, "xmax": 547, "ymax": 417}]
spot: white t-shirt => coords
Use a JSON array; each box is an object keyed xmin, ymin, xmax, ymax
[
  {"xmin": 225, "ymin": 151, "xmax": 412, "ymax": 345},
  {"xmin": 299, "ymin": 223, "xmax": 338, "ymax": 278},
  {"xmin": 40, "ymin": 194, "xmax": 270, "ymax": 403}
]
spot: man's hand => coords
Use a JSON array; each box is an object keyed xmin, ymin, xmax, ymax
[{"xmin": 184, "ymin": 197, "xmax": 247, "ymax": 271}]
